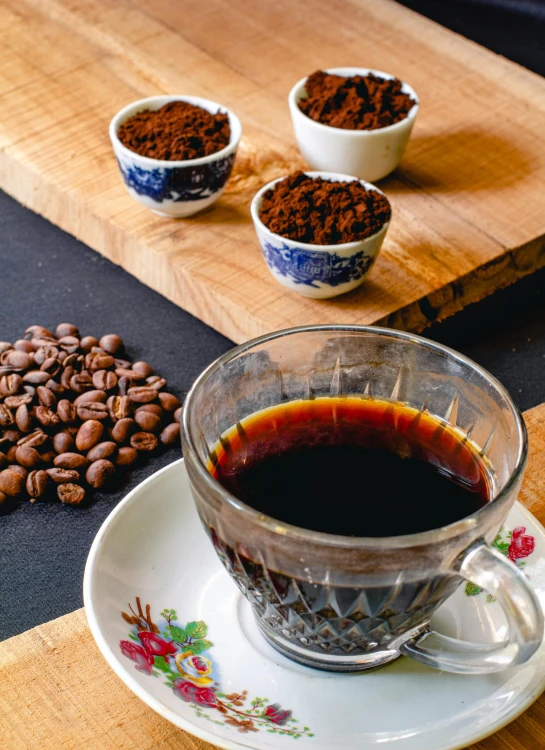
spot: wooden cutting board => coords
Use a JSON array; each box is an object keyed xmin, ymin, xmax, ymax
[
  {"xmin": 1, "ymin": 0, "xmax": 545, "ymax": 343},
  {"xmin": 1, "ymin": 402, "xmax": 545, "ymax": 750}
]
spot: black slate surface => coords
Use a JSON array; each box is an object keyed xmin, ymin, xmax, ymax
[{"xmin": 1, "ymin": 0, "xmax": 545, "ymax": 640}]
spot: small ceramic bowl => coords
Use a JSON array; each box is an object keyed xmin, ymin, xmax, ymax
[
  {"xmin": 250, "ymin": 171, "xmax": 390, "ymax": 299},
  {"xmin": 288, "ymin": 68, "xmax": 419, "ymax": 182},
  {"xmin": 110, "ymin": 95, "xmax": 242, "ymax": 218}
]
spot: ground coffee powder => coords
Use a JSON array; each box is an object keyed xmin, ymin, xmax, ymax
[
  {"xmin": 118, "ymin": 101, "xmax": 231, "ymax": 160},
  {"xmin": 260, "ymin": 171, "xmax": 391, "ymax": 245},
  {"xmin": 299, "ymin": 70, "xmax": 415, "ymax": 130}
]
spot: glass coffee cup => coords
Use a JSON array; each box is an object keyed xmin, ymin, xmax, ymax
[{"xmin": 182, "ymin": 325, "xmax": 543, "ymax": 674}]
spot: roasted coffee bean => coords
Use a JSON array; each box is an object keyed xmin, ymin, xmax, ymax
[
  {"xmin": 132, "ymin": 361, "xmax": 153, "ymax": 378},
  {"xmin": 115, "ymin": 367, "xmax": 141, "ymax": 381},
  {"xmin": 3, "ymin": 428, "xmax": 22, "ymax": 444},
  {"xmin": 86, "ymin": 459, "xmax": 115, "ymax": 488},
  {"xmin": 46, "ymin": 467, "xmax": 80, "ymax": 484},
  {"xmin": 23, "ymin": 370, "xmax": 49, "ymax": 385},
  {"xmin": 35, "ymin": 406, "xmax": 60, "ymax": 427},
  {"xmin": 4, "ymin": 350, "xmax": 32, "ymax": 370},
  {"xmin": 1, "ymin": 373, "xmax": 23, "ymax": 397},
  {"xmin": 130, "ymin": 431, "xmax": 158, "ymax": 452},
  {"xmin": 75, "ymin": 420, "xmax": 104, "ymax": 451},
  {"xmin": 30, "ymin": 337, "xmax": 59, "ymax": 351},
  {"xmin": 26, "ymin": 469, "xmax": 49, "ymax": 500},
  {"xmin": 61, "ymin": 365, "xmax": 74, "ymax": 389},
  {"xmin": 115, "ymin": 358, "xmax": 132, "ymax": 369},
  {"xmin": 56, "ymin": 323, "xmax": 80, "ymax": 338},
  {"xmin": 54, "ymin": 452, "xmax": 89, "ymax": 470},
  {"xmin": 115, "ymin": 446, "xmax": 138, "ymax": 467},
  {"xmin": 66, "ymin": 426, "xmax": 80, "ymax": 437},
  {"xmin": 15, "ymin": 445, "xmax": 41, "ymax": 468},
  {"xmin": 37, "ymin": 385, "xmax": 56, "ymax": 408},
  {"xmin": 58, "ymin": 335, "xmax": 80, "ymax": 354},
  {"xmin": 87, "ymin": 441, "xmax": 118, "ymax": 462},
  {"xmin": 160, "ymin": 422, "xmax": 180, "ymax": 446},
  {"xmin": 57, "ymin": 399, "xmax": 77, "ymax": 424},
  {"xmin": 23, "ymin": 385, "xmax": 36, "ymax": 397},
  {"xmin": 158, "ymin": 393, "xmax": 181, "ymax": 412},
  {"xmin": 107, "ymin": 395, "xmax": 132, "ymax": 421},
  {"xmin": 117, "ymin": 376, "xmax": 133, "ymax": 396},
  {"xmin": 74, "ymin": 389, "xmax": 107, "ymax": 407},
  {"xmin": 64, "ymin": 352, "xmax": 84, "ymax": 370},
  {"xmin": 9, "ymin": 464, "xmax": 28, "ymax": 479},
  {"xmin": 40, "ymin": 450, "xmax": 57, "ymax": 464},
  {"xmin": 99, "ymin": 334, "xmax": 124, "ymax": 355},
  {"xmin": 58, "ymin": 483, "xmax": 86, "ymax": 505},
  {"xmin": 58, "ymin": 351, "xmax": 67, "ymax": 362},
  {"xmin": 14, "ymin": 339, "xmax": 35, "ymax": 354},
  {"xmin": 111, "ymin": 418, "xmax": 136, "ymax": 444},
  {"xmin": 53, "ymin": 431, "xmax": 75, "ymax": 454},
  {"xmin": 136, "ymin": 404, "xmax": 164, "ymax": 419},
  {"xmin": 40, "ymin": 357, "xmax": 61, "ymax": 377},
  {"xmin": 135, "ymin": 411, "xmax": 161, "ymax": 434},
  {"xmin": 5, "ymin": 393, "xmax": 33, "ymax": 409},
  {"xmin": 86, "ymin": 351, "xmax": 115, "ymax": 371},
  {"xmin": 6, "ymin": 445, "xmax": 18, "ymax": 462},
  {"xmin": 34, "ymin": 345, "xmax": 59, "ymax": 366},
  {"xmin": 46, "ymin": 378, "xmax": 65, "ymax": 397},
  {"xmin": 15, "ymin": 404, "xmax": 32, "ymax": 433},
  {"xmin": 93, "ymin": 370, "xmax": 118, "ymax": 391},
  {"xmin": 0, "ymin": 469, "xmax": 25, "ymax": 496},
  {"xmin": 0, "ymin": 452, "xmax": 7, "ymax": 470},
  {"xmin": 17, "ymin": 430, "xmax": 48, "ymax": 448},
  {"xmin": 174, "ymin": 406, "xmax": 183, "ymax": 423},
  {"xmin": 128, "ymin": 386, "xmax": 157, "ymax": 404},
  {"xmin": 24, "ymin": 325, "xmax": 55, "ymax": 340},
  {"xmin": 70, "ymin": 372, "xmax": 93, "ymax": 393},
  {"xmin": 77, "ymin": 402, "xmax": 109, "ymax": 421},
  {"xmin": 146, "ymin": 375, "xmax": 164, "ymax": 387},
  {"xmin": 0, "ymin": 405, "xmax": 14, "ymax": 427},
  {"xmin": 0, "ymin": 342, "xmax": 12, "ymax": 355},
  {"xmin": 79, "ymin": 336, "xmax": 99, "ymax": 353}
]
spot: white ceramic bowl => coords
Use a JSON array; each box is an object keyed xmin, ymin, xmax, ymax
[
  {"xmin": 250, "ymin": 171, "xmax": 390, "ymax": 299},
  {"xmin": 110, "ymin": 95, "xmax": 242, "ymax": 218},
  {"xmin": 289, "ymin": 68, "xmax": 419, "ymax": 182}
]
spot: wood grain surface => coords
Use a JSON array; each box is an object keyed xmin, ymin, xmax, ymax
[
  {"xmin": 1, "ymin": 0, "xmax": 545, "ymax": 342},
  {"xmin": 1, "ymin": 402, "xmax": 545, "ymax": 750}
]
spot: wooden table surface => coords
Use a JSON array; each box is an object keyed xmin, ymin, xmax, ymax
[
  {"xmin": 1, "ymin": 0, "xmax": 545, "ymax": 342},
  {"xmin": 1, "ymin": 403, "xmax": 545, "ymax": 749}
]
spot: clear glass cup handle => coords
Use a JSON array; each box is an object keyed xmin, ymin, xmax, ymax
[{"xmin": 400, "ymin": 542, "xmax": 544, "ymax": 674}]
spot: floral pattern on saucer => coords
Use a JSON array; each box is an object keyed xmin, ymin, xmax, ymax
[
  {"xmin": 119, "ymin": 598, "xmax": 314, "ymax": 739},
  {"xmin": 465, "ymin": 526, "xmax": 536, "ymax": 600}
]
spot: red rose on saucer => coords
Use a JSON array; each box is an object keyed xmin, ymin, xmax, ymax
[
  {"xmin": 138, "ymin": 631, "xmax": 178, "ymax": 661},
  {"xmin": 508, "ymin": 527, "xmax": 535, "ymax": 562},
  {"xmin": 119, "ymin": 640, "xmax": 154, "ymax": 674},
  {"xmin": 263, "ymin": 703, "xmax": 292, "ymax": 725},
  {"xmin": 173, "ymin": 678, "xmax": 218, "ymax": 708}
]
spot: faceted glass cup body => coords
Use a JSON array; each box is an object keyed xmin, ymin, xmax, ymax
[{"xmin": 182, "ymin": 326, "xmax": 529, "ymax": 672}]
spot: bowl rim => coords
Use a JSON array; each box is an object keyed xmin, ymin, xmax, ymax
[
  {"xmin": 250, "ymin": 170, "xmax": 391, "ymax": 252},
  {"xmin": 288, "ymin": 67, "xmax": 419, "ymax": 136},
  {"xmin": 109, "ymin": 94, "xmax": 243, "ymax": 168}
]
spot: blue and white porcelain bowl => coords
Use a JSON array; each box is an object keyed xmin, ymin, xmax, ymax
[
  {"xmin": 110, "ymin": 95, "xmax": 242, "ymax": 218},
  {"xmin": 250, "ymin": 172, "xmax": 390, "ymax": 299}
]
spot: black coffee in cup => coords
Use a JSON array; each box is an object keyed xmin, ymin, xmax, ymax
[{"xmin": 210, "ymin": 397, "xmax": 491, "ymax": 537}]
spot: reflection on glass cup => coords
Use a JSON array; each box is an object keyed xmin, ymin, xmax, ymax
[{"xmin": 182, "ymin": 325, "xmax": 543, "ymax": 673}]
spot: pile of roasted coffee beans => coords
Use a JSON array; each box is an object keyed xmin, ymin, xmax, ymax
[{"xmin": 0, "ymin": 324, "xmax": 182, "ymax": 509}]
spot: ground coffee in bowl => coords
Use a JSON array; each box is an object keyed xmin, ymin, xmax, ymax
[
  {"xmin": 259, "ymin": 171, "xmax": 391, "ymax": 245},
  {"xmin": 117, "ymin": 100, "xmax": 231, "ymax": 160},
  {"xmin": 299, "ymin": 70, "xmax": 416, "ymax": 131}
]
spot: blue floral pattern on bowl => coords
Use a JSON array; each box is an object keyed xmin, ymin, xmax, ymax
[
  {"xmin": 261, "ymin": 241, "xmax": 373, "ymax": 289},
  {"xmin": 117, "ymin": 153, "xmax": 236, "ymax": 204}
]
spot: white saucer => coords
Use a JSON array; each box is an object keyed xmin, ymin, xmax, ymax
[{"xmin": 84, "ymin": 459, "xmax": 545, "ymax": 750}]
